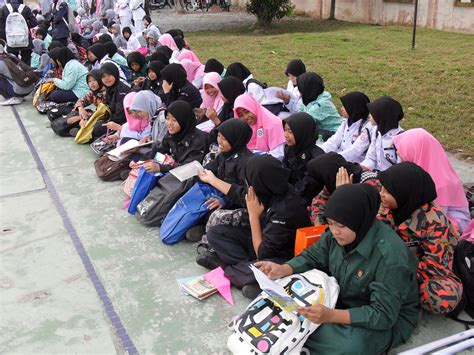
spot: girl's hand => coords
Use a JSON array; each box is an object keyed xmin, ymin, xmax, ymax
[
  {"xmin": 134, "ymin": 77, "xmax": 145, "ymax": 86},
  {"xmin": 143, "ymin": 162, "xmax": 160, "ymax": 173},
  {"xmin": 204, "ymin": 197, "xmax": 223, "ymax": 210},
  {"xmin": 139, "ymin": 136, "xmax": 152, "ymax": 144},
  {"xmin": 245, "ymin": 186, "xmax": 264, "ymax": 219},
  {"xmin": 198, "ymin": 169, "xmax": 216, "ymax": 184},
  {"xmin": 276, "ymin": 91, "xmax": 290, "ymax": 104},
  {"xmin": 335, "ymin": 167, "xmax": 353, "ymax": 188},
  {"xmin": 162, "ymin": 80, "xmax": 173, "ymax": 94},
  {"xmin": 66, "ymin": 115, "xmax": 81, "ymax": 125},
  {"xmin": 102, "ymin": 121, "xmax": 122, "ymax": 132},
  {"xmin": 79, "ymin": 118, "xmax": 87, "ymax": 128},
  {"xmin": 298, "ymin": 304, "xmax": 334, "ymax": 325},
  {"xmin": 254, "ymin": 261, "xmax": 293, "ymax": 280},
  {"xmin": 104, "ymin": 134, "xmax": 119, "ymax": 143}
]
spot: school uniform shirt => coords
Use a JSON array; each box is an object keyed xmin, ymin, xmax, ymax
[
  {"xmin": 51, "ymin": 2, "xmax": 70, "ymax": 40},
  {"xmin": 119, "ymin": 122, "xmax": 152, "ymax": 142},
  {"xmin": 243, "ymin": 75, "xmax": 266, "ymax": 103},
  {"xmin": 361, "ymin": 127, "xmax": 403, "ymax": 171},
  {"xmin": 155, "ymin": 128, "xmax": 209, "ymax": 173},
  {"xmin": 205, "ymin": 149, "xmax": 253, "ymax": 209},
  {"xmin": 126, "ymin": 34, "xmax": 142, "ymax": 52},
  {"xmin": 111, "ymin": 53, "xmax": 128, "ymax": 68},
  {"xmin": 285, "ymin": 80, "xmax": 302, "ymax": 114},
  {"xmin": 99, "ymin": 56, "xmax": 129, "ymax": 85},
  {"xmin": 115, "ymin": 0, "xmax": 132, "ymax": 19},
  {"xmin": 299, "ymin": 91, "xmax": 342, "ymax": 132},
  {"xmin": 287, "ymin": 220, "xmax": 419, "ymax": 344},
  {"xmin": 257, "ymin": 188, "xmax": 312, "ymax": 261},
  {"xmin": 321, "ymin": 119, "xmax": 374, "ymax": 163},
  {"xmin": 53, "ymin": 60, "xmax": 89, "ymax": 98},
  {"xmin": 104, "ymin": 81, "xmax": 132, "ymax": 124}
]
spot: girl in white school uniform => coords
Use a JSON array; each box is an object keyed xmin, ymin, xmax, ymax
[
  {"xmin": 321, "ymin": 91, "xmax": 374, "ymax": 163},
  {"xmin": 277, "ymin": 59, "xmax": 305, "ymax": 114},
  {"xmin": 360, "ymin": 96, "xmax": 404, "ymax": 171},
  {"xmin": 225, "ymin": 62, "xmax": 266, "ymax": 104},
  {"xmin": 115, "ymin": 0, "xmax": 132, "ymax": 29}
]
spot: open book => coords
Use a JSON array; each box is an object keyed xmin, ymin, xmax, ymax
[
  {"xmin": 169, "ymin": 161, "xmax": 204, "ymax": 182},
  {"xmin": 181, "ymin": 276, "xmax": 218, "ymax": 301},
  {"xmin": 106, "ymin": 139, "xmax": 153, "ymax": 161}
]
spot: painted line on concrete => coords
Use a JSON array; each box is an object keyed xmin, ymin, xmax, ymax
[
  {"xmin": 11, "ymin": 106, "xmax": 138, "ymax": 354},
  {"xmin": 0, "ymin": 187, "xmax": 47, "ymax": 199}
]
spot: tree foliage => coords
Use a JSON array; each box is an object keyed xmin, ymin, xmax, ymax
[{"xmin": 246, "ymin": 0, "xmax": 294, "ymax": 27}]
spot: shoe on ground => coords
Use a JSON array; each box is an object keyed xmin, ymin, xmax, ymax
[
  {"xmin": 69, "ymin": 127, "xmax": 79, "ymax": 137},
  {"xmin": 185, "ymin": 225, "xmax": 206, "ymax": 242},
  {"xmin": 196, "ymin": 251, "xmax": 224, "ymax": 270},
  {"xmin": 0, "ymin": 97, "xmax": 23, "ymax": 106},
  {"xmin": 241, "ymin": 284, "xmax": 262, "ymax": 300}
]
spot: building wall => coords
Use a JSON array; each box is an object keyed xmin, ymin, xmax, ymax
[{"xmin": 232, "ymin": 0, "xmax": 474, "ymax": 34}]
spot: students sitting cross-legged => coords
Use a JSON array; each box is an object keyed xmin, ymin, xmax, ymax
[
  {"xmin": 378, "ymin": 162, "xmax": 463, "ymax": 315},
  {"xmin": 321, "ymin": 91, "xmax": 373, "ymax": 163},
  {"xmin": 256, "ymin": 184, "xmax": 419, "ymax": 354},
  {"xmin": 185, "ymin": 119, "xmax": 254, "ymax": 242},
  {"xmin": 198, "ymin": 155, "xmax": 311, "ymax": 299},
  {"xmin": 282, "ymin": 112, "xmax": 324, "ymax": 206}
]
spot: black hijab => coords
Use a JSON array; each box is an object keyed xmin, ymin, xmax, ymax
[
  {"xmin": 161, "ymin": 63, "xmax": 187, "ymax": 91},
  {"xmin": 148, "ymin": 49, "xmax": 170, "ymax": 66},
  {"xmin": 49, "ymin": 47, "xmax": 76, "ymax": 68},
  {"xmin": 340, "ymin": 91, "xmax": 370, "ymax": 127},
  {"xmin": 173, "ymin": 36, "xmax": 185, "ymax": 51},
  {"xmin": 104, "ymin": 41, "xmax": 118, "ymax": 57},
  {"xmin": 325, "ymin": 184, "xmax": 381, "ymax": 253},
  {"xmin": 283, "ymin": 112, "xmax": 318, "ymax": 154},
  {"xmin": 88, "ymin": 43, "xmax": 106, "ymax": 63},
  {"xmin": 217, "ymin": 76, "xmax": 245, "ymax": 120},
  {"xmin": 166, "ymin": 29, "xmax": 184, "ymax": 39},
  {"xmin": 86, "ymin": 69, "xmax": 104, "ymax": 94},
  {"xmin": 297, "ymin": 72, "xmax": 325, "ymax": 106},
  {"xmin": 245, "ymin": 155, "xmax": 290, "ymax": 207},
  {"xmin": 98, "ymin": 34, "xmax": 113, "ymax": 44},
  {"xmin": 378, "ymin": 162, "xmax": 437, "ymax": 226},
  {"xmin": 100, "ymin": 62, "xmax": 120, "ymax": 88},
  {"xmin": 225, "ymin": 62, "xmax": 251, "ymax": 81},
  {"xmin": 36, "ymin": 26, "xmax": 48, "ymax": 39},
  {"xmin": 122, "ymin": 26, "xmax": 132, "ymax": 38},
  {"xmin": 285, "ymin": 59, "xmax": 306, "ymax": 77},
  {"xmin": 156, "ymin": 45, "xmax": 173, "ymax": 60},
  {"xmin": 306, "ymin": 152, "xmax": 362, "ymax": 195},
  {"xmin": 147, "ymin": 60, "xmax": 164, "ymax": 81},
  {"xmin": 216, "ymin": 119, "xmax": 252, "ymax": 158},
  {"xmin": 367, "ymin": 96, "xmax": 404, "ymax": 136},
  {"xmin": 204, "ymin": 58, "xmax": 224, "ymax": 75},
  {"xmin": 166, "ymin": 100, "xmax": 196, "ymax": 142},
  {"xmin": 48, "ymin": 40, "xmax": 65, "ymax": 52},
  {"xmin": 127, "ymin": 51, "xmax": 146, "ymax": 72}
]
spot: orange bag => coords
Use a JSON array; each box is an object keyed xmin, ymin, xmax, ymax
[{"xmin": 294, "ymin": 225, "xmax": 328, "ymax": 256}]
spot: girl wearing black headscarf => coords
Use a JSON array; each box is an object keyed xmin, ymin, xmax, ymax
[
  {"xmin": 86, "ymin": 43, "xmax": 107, "ymax": 70},
  {"xmin": 282, "ymin": 112, "xmax": 324, "ymax": 205},
  {"xmin": 144, "ymin": 100, "xmax": 209, "ymax": 174},
  {"xmin": 204, "ymin": 58, "xmax": 225, "ymax": 77},
  {"xmin": 321, "ymin": 91, "xmax": 372, "ymax": 163},
  {"xmin": 136, "ymin": 60, "xmax": 164, "ymax": 95},
  {"xmin": 103, "ymin": 41, "xmax": 127, "ymax": 68},
  {"xmin": 306, "ymin": 152, "xmax": 377, "ymax": 225},
  {"xmin": 48, "ymin": 47, "xmax": 89, "ymax": 103},
  {"xmin": 147, "ymin": 48, "xmax": 170, "ymax": 66},
  {"xmin": 360, "ymin": 96, "xmax": 404, "ymax": 171},
  {"xmin": 91, "ymin": 62, "xmax": 131, "ymax": 140},
  {"xmin": 255, "ymin": 184, "xmax": 419, "ymax": 354},
  {"xmin": 127, "ymin": 51, "xmax": 148, "ymax": 84},
  {"xmin": 278, "ymin": 59, "xmax": 306, "ymax": 113},
  {"xmin": 159, "ymin": 63, "xmax": 202, "ymax": 108},
  {"xmin": 225, "ymin": 62, "xmax": 266, "ymax": 103},
  {"xmin": 378, "ymin": 162, "xmax": 462, "ymax": 315},
  {"xmin": 201, "ymin": 154, "xmax": 311, "ymax": 299},
  {"xmin": 297, "ymin": 72, "xmax": 341, "ymax": 138}
]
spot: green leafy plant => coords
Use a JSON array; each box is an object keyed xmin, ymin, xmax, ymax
[{"xmin": 246, "ymin": 0, "xmax": 294, "ymax": 27}]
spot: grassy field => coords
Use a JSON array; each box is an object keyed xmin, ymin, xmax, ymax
[{"xmin": 187, "ymin": 19, "xmax": 474, "ymax": 157}]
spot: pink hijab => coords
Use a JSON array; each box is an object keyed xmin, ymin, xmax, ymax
[
  {"xmin": 200, "ymin": 72, "xmax": 224, "ymax": 112},
  {"xmin": 180, "ymin": 58, "xmax": 205, "ymax": 83},
  {"xmin": 178, "ymin": 49, "xmax": 201, "ymax": 63},
  {"xmin": 393, "ymin": 128, "xmax": 468, "ymax": 208},
  {"xmin": 158, "ymin": 34, "xmax": 178, "ymax": 51},
  {"xmin": 233, "ymin": 93, "xmax": 285, "ymax": 152},
  {"xmin": 124, "ymin": 92, "xmax": 149, "ymax": 132}
]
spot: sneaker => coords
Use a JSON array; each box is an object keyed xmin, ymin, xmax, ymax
[
  {"xmin": 0, "ymin": 97, "xmax": 23, "ymax": 106},
  {"xmin": 196, "ymin": 251, "xmax": 224, "ymax": 270},
  {"xmin": 69, "ymin": 128, "xmax": 79, "ymax": 137},
  {"xmin": 185, "ymin": 225, "xmax": 206, "ymax": 242},
  {"xmin": 241, "ymin": 284, "xmax": 262, "ymax": 300}
]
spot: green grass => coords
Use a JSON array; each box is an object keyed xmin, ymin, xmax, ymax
[{"xmin": 188, "ymin": 19, "xmax": 474, "ymax": 157}]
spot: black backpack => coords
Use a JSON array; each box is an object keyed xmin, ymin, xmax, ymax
[
  {"xmin": 0, "ymin": 52, "xmax": 39, "ymax": 87},
  {"xmin": 449, "ymin": 240, "xmax": 474, "ymax": 322}
]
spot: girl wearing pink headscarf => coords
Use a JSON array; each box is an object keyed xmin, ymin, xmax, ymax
[
  {"xmin": 180, "ymin": 58, "xmax": 205, "ymax": 89},
  {"xmin": 117, "ymin": 91, "xmax": 153, "ymax": 144},
  {"xmin": 393, "ymin": 128, "xmax": 470, "ymax": 232},
  {"xmin": 233, "ymin": 93, "xmax": 286, "ymax": 160},
  {"xmin": 178, "ymin": 49, "xmax": 201, "ymax": 64}
]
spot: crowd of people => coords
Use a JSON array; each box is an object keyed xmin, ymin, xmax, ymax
[{"xmin": 0, "ymin": 0, "xmax": 472, "ymax": 353}]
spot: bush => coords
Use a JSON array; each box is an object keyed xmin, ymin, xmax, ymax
[{"xmin": 246, "ymin": 0, "xmax": 294, "ymax": 27}]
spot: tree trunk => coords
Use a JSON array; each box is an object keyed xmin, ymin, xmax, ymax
[{"xmin": 329, "ymin": 0, "xmax": 336, "ymax": 20}]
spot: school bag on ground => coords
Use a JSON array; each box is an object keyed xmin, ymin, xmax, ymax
[
  {"xmin": 160, "ymin": 183, "xmax": 223, "ymax": 245},
  {"xmin": 94, "ymin": 154, "xmax": 132, "ymax": 182},
  {"xmin": 227, "ymin": 269, "xmax": 339, "ymax": 355},
  {"xmin": 449, "ymin": 239, "xmax": 474, "ymax": 321},
  {"xmin": 1, "ymin": 53, "xmax": 39, "ymax": 87},
  {"xmin": 5, "ymin": 4, "xmax": 29, "ymax": 48},
  {"xmin": 74, "ymin": 103, "xmax": 110, "ymax": 144},
  {"xmin": 135, "ymin": 174, "xmax": 194, "ymax": 227},
  {"xmin": 32, "ymin": 82, "xmax": 56, "ymax": 110},
  {"xmin": 128, "ymin": 167, "xmax": 160, "ymax": 215}
]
